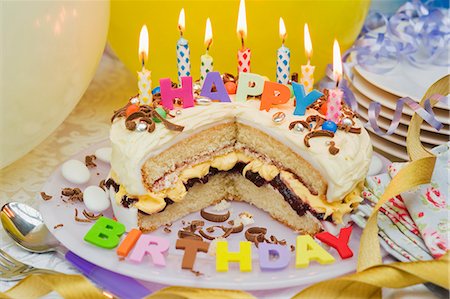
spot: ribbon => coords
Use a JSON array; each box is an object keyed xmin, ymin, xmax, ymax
[
  {"xmin": 351, "ymin": 0, "xmax": 450, "ymax": 73},
  {"xmin": 320, "ymin": 62, "xmax": 446, "ymax": 136}
]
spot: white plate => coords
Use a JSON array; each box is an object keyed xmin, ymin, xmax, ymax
[
  {"xmin": 353, "ymin": 55, "xmax": 449, "ymax": 104},
  {"xmin": 40, "ymin": 140, "xmax": 386, "ymax": 290},
  {"xmin": 368, "ymin": 131, "xmax": 410, "ymax": 161},
  {"xmin": 350, "ymin": 82, "xmax": 450, "ymax": 135},
  {"xmin": 352, "ymin": 70, "xmax": 449, "ymax": 123},
  {"xmin": 357, "ymin": 104, "xmax": 448, "ymax": 145}
]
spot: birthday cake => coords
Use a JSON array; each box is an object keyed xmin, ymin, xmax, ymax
[{"xmin": 106, "ymin": 72, "xmax": 372, "ymax": 235}]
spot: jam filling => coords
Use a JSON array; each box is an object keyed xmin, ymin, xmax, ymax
[
  {"xmin": 108, "ymin": 163, "xmax": 327, "ymax": 220},
  {"xmin": 183, "ymin": 162, "xmax": 326, "ymax": 220}
]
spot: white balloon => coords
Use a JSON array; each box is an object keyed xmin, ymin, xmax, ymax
[{"xmin": 0, "ymin": 1, "xmax": 110, "ymax": 168}]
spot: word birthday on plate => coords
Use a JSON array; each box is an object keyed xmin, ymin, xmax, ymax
[
  {"xmin": 84, "ymin": 217, "xmax": 354, "ymax": 272},
  {"xmin": 158, "ymin": 71, "xmax": 323, "ymax": 116}
]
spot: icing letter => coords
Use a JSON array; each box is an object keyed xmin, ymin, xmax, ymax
[
  {"xmin": 260, "ymin": 81, "xmax": 290, "ymax": 111},
  {"xmin": 292, "ymin": 82, "xmax": 323, "ymax": 116},
  {"xmin": 129, "ymin": 235, "xmax": 169, "ymax": 267},
  {"xmin": 160, "ymin": 76, "xmax": 194, "ymax": 109},
  {"xmin": 175, "ymin": 239, "xmax": 210, "ymax": 270},
  {"xmin": 200, "ymin": 72, "xmax": 231, "ymax": 102},
  {"xmin": 315, "ymin": 226, "xmax": 353, "ymax": 259},
  {"xmin": 235, "ymin": 72, "xmax": 264, "ymax": 102},
  {"xmin": 295, "ymin": 235, "xmax": 335, "ymax": 268},
  {"xmin": 84, "ymin": 217, "xmax": 125, "ymax": 249},
  {"xmin": 117, "ymin": 229, "xmax": 142, "ymax": 258},
  {"xmin": 258, "ymin": 243, "xmax": 290, "ymax": 271},
  {"xmin": 216, "ymin": 241, "xmax": 252, "ymax": 272}
]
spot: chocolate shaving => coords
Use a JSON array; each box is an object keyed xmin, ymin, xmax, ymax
[
  {"xmin": 328, "ymin": 141, "xmax": 340, "ymax": 155},
  {"xmin": 231, "ymin": 223, "xmax": 244, "ymax": 234},
  {"xmin": 348, "ymin": 127, "xmax": 361, "ymax": 134},
  {"xmin": 245, "ymin": 227, "xmax": 267, "ymax": 246},
  {"xmin": 85, "ymin": 155, "xmax": 97, "ymax": 168},
  {"xmin": 53, "ymin": 224, "xmax": 63, "ymax": 229},
  {"xmin": 61, "ymin": 188, "xmax": 83, "ymax": 202},
  {"xmin": 222, "ymin": 73, "xmax": 236, "ymax": 83},
  {"xmin": 291, "ymin": 72, "xmax": 299, "ymax": 83},
  {"xmin": 200, "ymin": 209, "xmax": 231, "ymax": 222},
  {"xmin": 288, "ymin": 120, "xmax": 311, "ymax": 131},
  {"xmin": 99, "ymin": 179, "xmax": 106, "ymax": 191},
  {"xmin": 177, "ymin": 230, "xmax": 203, "ymax": 241},
  {"xmin": 304, "ymin": 130, "xmax": 335, "ymax": 147},
  {"xmin": 190, "ymin": 269, "xmax": 203, "ymax": 277},
  {"xmin": 74, "ymin": 208, "xmax": 92, "ymax": 223},
  {"xmin": 191, "ymin": 220, "xmax": 205, "ymax": 227},
  {"xmin": 40, "ymin": 192, "xmax": 52, "ymax": 201},
  {"xmin": 164, "ymin": 227, "xmax": 172, "ymax": 233},
  {"xmin": 290, "ymin": 245, "xmax": 296, "ymax": 252},
  {"xmin": 198, "ymin": 229, "xmax": 216, "ymax": 240},
  {"xmin": 82, "ymin": 209, "xmax": 103, "ymax": 220}
]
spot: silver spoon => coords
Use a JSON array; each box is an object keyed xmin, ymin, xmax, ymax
[{"xmin": 1, "ymin": 202, "xmax": 151, "ymax": 299}]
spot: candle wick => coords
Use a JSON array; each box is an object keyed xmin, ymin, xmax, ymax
[{"xmin": 241, "ymin": 36, "xmax": 244, "ymax": 50}]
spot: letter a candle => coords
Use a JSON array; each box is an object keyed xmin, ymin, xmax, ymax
[
  {"xmin": 326, "ymin": 39, "xmax": 343, "ymax": 123},
  {"xmin": 236, "ymin": 0, "xmax": 250, "ymax": 73}
]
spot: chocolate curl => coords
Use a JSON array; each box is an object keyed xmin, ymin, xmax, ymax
[
  {"xmin": 328, "ymin": 141, "xmax": 340, "ymax": 155},
  {"xmin": 245, "ymin": 227, "xmax": 267, "ymax": 247},
  {"xmin": 151, "ymin": 108, "xmax": 184, "ymax": 132},
  {"xmin": 289, "ymin": 120, "xmax": 311, "ymax": 131},
  {"xmin": 200, "ymin": 209, "xmax": 231, "ymax": 222},
  {"xmin": 178, "ymin": 230, "xmax": 203, "ymax": 241},
  {"xmin": 304, "ymin": 130, "xmax": 335, "ymax": 147}
]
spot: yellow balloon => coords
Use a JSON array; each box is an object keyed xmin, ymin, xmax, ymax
[{"xmin": 109, "ymin": 0, "xmax": 370, "ymax": 82}]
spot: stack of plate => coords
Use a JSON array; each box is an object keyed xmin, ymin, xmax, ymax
[{"xmin": 348, "ymin": 58, "xmax": 449, "ymax": 161}]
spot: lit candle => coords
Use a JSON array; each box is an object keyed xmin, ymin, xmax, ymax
[
  {"xmin": 300, "ymin": 23, "xmax": 315, "ymax": 93},
  {"xmin": 326, "ymin": 39, "xmax": 343, "ymax": 123},
  {"xmin": 200, "ymin": 18, "xmax": 213, "ymax": 87},
  {"xmin": 176, "ymin": 8, "xmax": 191, "ymax": 83},
  {"xmin": 237, "ymin": 0, "xmax": 250, "ymax": 73},
  {"xmin": 138, "ymin": 25, "xmax": 152, "ymax": 105},
  {"xmin": 276, "ymin": 17, "xmax": 290, "ymax": 84}
]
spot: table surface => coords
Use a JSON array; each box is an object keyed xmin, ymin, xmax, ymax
[{"xmin": 0, "ymin": 51, "xmax": 437, "ymax": 299}]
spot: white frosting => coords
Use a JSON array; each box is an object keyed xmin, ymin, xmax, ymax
[{"xmin": 110, "ymin": 98, "xmax": 372, "ymax": 202}]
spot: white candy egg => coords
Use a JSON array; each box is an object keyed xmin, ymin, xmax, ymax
[
  {"xmin": 84, "ymin": 185, "xmax": 110, "ymax": 213},
  {"xmin": 61, "ymin": 159, "xmax": 90, "ymax": 185},
  {"xmin": 95, "ymin": 147, "xmax": 112, "ymax": 163}
]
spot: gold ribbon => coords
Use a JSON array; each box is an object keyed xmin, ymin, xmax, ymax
[
  {"xmin": 0, "ymin": 274, "xmax": 104, "ymax": 299},
  {"xmin": 1, "ymin": 76, "xmax": 448, "ymax": 299}
]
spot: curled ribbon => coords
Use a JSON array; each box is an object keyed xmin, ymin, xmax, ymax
[
  {"xmin": 351, "ymin": 0, "xmax": 450, "ymax": 73},
  {"xmin": 320, "ymin": 63, "xmax": 446, "ymax": 136}
]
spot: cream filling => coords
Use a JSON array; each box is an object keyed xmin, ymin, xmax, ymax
[{"xmin": 113, "ymin": 151, "xmax": 362, "ymax": 223}]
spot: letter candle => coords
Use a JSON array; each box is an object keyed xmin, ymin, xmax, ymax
[
  {"xmin": 137, "ymin": 25, "xmax": 152, "ymax": 105},
  {"xmin": 200, "ymin": 18, "xmax": 213, "ymax": 87},
  {"xmin": 300, "ymin": 23, "xmax": 315, "ymax": 93},
  {"xmin": 236, "ymin": 0, "xmax": 251, "ymax": 73},
  {"xmin": 276, "ymin": 17, "xmax": 290, "ymax": 84},
  {"xmin": 326, "ymin": 39, "xmax": 343, "ymax": 123},
  {"xmin": 176, "ymin": 8, "xmax": 191, "ymax": 83}
]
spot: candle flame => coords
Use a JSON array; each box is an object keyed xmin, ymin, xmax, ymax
[
  {"xmin": 138, "ymin": 25, "xmax": 149, "ymax": 65},
  {"xmin": 279, "ymin": 17, "xmax": 286, "ymax": 43},
  {"xmin": 178, "ymin": 8, "xmax": 185, "ymax": 33},
  {"xmin": 237, "ymin": 0, "xmax": 247, "ymax": 40},
  {"xmin": 333, "ymin": 39, "xmax": 343, "ymax": 84},
  {"xmin": 204, "ymin": 18, "xmax": 213, "ymax": 49},
  {"xmin": 304, "ymin": 23, "xmax": 313, "ymax": 60}
]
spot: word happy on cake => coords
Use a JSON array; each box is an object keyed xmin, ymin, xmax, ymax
[
  {"xmin": 158, "ymin": 71, "xmax": 323, "ymax": 115},
  {"xmin": 84, "ymin": 217, "xmax": 354, "ymax": 272}
]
